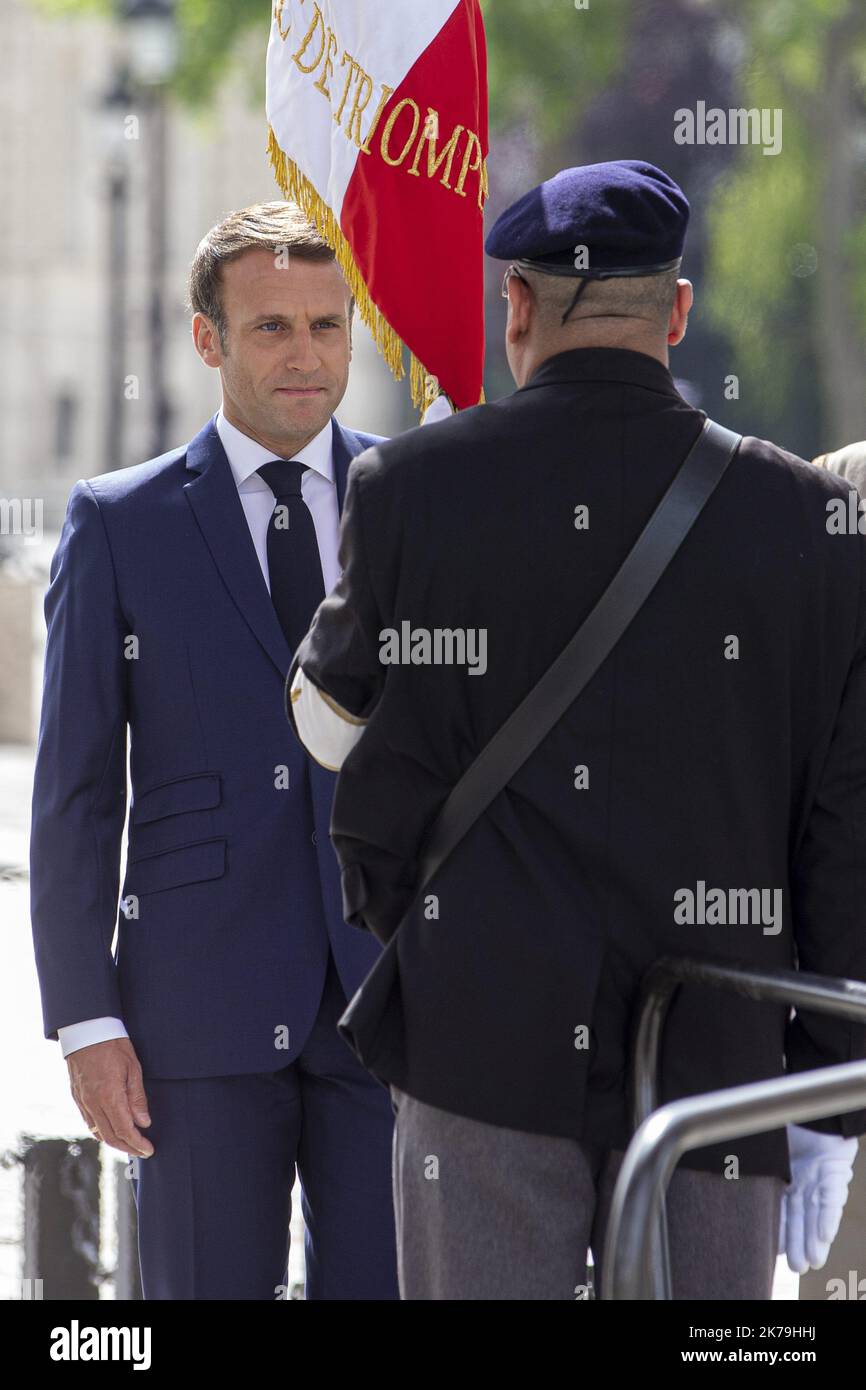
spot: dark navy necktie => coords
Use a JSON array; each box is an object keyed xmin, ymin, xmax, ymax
[{"xmin": 256, "ymin": 459, "xmax": 325, "ymax": 660}]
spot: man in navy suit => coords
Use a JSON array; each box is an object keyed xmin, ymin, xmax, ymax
[{"xmin": 29, "ymin": 201, "xmax": 399, "ymax": 1300}]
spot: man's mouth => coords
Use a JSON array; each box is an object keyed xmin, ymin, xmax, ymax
[{"xmin": 275, "ymin": 386, "xmax": 326, "ymax": 396}]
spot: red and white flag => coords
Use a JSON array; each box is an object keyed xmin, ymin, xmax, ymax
[{"xmin": 266, "ymin": 1, "xmax": 488, "ymax": 412}]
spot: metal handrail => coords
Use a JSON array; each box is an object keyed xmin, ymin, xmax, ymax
[
  {"xmin": 601, "ymin": 1057, "xmax": 866, "ymax": 1300},
  {"xmin": 599, "ymin": 956, "xmax": 866, "ymax": 1300}
]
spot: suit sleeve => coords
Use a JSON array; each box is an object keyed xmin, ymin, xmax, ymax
[
  {"xmin": 30, "ymin": 481, "xmax": 129, "ymax": 1038},
  {"xmin": 787, "ymin": 529, "xmax": 866, "ymax": 1136},
  {"xmin": 286, "ymin": 448, "xmax": 386, "ymax": 732}
]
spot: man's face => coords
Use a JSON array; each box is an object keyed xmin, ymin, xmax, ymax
[{"xmin": 193, "ymin": 248, "xmax": 353, "ymax": 453}]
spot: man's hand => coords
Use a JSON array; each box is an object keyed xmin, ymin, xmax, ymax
[
  {"xmin": 66, "ymin": 1037, "xmax": 154, "ymax": 1157},
  {"xmin": 779, "ymin": 1125, "xmax": 858, "ymax": 1273}
]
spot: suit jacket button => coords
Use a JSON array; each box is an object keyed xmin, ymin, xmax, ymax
[{"xmin": 311, "ymin": 832, "xmax": 317, "ymax": 845}]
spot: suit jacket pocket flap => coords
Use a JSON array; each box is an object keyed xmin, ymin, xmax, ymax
[
  {"xmin": 124, "ymin": 838, "xmax": 226, "ymax": 895},
  {"xmin": 132, "ymin": 773, "xmax": 221, "ymax": 825}
]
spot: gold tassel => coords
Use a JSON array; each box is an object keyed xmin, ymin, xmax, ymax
[{"xmin": 267, "ymin": 126, "xmax": 480, "ymax": 412}]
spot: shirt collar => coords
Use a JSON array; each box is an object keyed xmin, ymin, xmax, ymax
[
  {"xmin": 519, "ymin": 346, "xmax": 682, "ymax": 399},
  {"xmin": 216, "ymin": 407, "xmax": 335, "ymax": 491}
]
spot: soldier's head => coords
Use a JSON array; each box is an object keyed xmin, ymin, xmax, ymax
[
  {"xmin": 487, "ymin": 161, "xmax": 693, "ymax": 387},
  {"xmin": 189, "ymin": 201, "xmax": 355, "ymax": 456}
]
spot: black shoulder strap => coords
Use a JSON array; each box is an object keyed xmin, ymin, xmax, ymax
[{"xmin": 414, "ymin": 418, "xmax": 742, "ymax": 891}]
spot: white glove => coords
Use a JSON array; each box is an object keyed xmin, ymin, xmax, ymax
[{"xmin": 779, "ymin": 1124, "xmax": 858, "ymax": 1273}]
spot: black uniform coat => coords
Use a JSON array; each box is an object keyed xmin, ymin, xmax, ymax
[{"xmin": 289, "ymin": 347, "xmax": 866, "ymax": 1180}]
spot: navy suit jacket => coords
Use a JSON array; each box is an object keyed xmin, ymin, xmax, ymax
[{"xmin": 30, "ymin": 414, "xmax": 386, "ymax": 1078}]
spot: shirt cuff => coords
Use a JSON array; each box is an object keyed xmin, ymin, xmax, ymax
[
  {"xmin": 289, "ymin": 665, "xmax": 367, "ymax": 772},
  {"xmin": 58, "ymin": 1017, "xmax": 129, "ymax": 1058}
]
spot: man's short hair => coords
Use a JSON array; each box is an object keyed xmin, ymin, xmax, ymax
[
  {"xmin": 522, "ymin": 264, "xmax": 680, "ymax": 331},
  {"xmin": 187, "ymin": 201, "xmax": 353, "ymax": 348}
]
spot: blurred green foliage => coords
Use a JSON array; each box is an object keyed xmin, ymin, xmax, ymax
[
  {"xmin": 35, "ymin": 0, "xmax": 264, "ymax": 105},
  {"xmin": 480, "ymin": 0, "xmax": 629, "ymax": 137},
  {"xmin": 704, "ymin": 0, "xmax": 866, "ymax": 431}
]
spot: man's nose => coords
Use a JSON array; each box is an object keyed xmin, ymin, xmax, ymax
[{"xmin": 284, "ymin": 331, "xmax": 320, "ymax": 372}]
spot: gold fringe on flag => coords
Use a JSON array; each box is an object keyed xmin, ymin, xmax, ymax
[{"xmin": 268, "ymin": 125, "xmax": 442, "ymax": 413}]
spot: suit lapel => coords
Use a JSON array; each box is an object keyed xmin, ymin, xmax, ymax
[
  {"xmin": 331, "ymin": 416, "xmax": 369, "ymax": 516},
  {"xmin": 183, "ymin": 416, "xmax": 292, "ymax": 678},
  {"xmin": 183, "ymin": 415, "xmax": 373, "ymax": 680}
]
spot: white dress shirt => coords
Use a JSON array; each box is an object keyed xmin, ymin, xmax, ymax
[
  {"xmin": 289, "ymin": 404, "xmax": 449, "ymax": 769},
  {"xmin": 58, "ymin": 408, "xmax": 341, "ymax": 1058},
  {"xmin": 216, "ymin": 407, "xmax": 342, "ymax": 595}
]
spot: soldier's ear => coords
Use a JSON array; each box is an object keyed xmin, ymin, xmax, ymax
[
  {"xmin": 505, "ymin": 275, "xmax": 533, "ymax": 344},
  {"xmin": 668, "ymin": 279, "xmax": 693, "ymax": 346}
]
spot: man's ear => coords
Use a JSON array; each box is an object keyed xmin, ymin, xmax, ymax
[
  {"xmin": 505, "ymin": 276, "xmax": 533, "ymax": 345},
  {"xmin": 667, "ymin": 279, "xmax": 693, "ymax": 347},
  {"xmin": 192, "ymin": 312, "xmax": 223, "ymax": 367}
]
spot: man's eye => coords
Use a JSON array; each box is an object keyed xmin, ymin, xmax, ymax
[
  {"xmin": 314, "ymin": 321, "xmax": 338, "ymax": 329},
  {"xmin": 259, "ymin": 322, "xmax": 283, "ymax": 332}
]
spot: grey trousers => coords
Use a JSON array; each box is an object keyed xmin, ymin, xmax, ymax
[{"xmin": 390, "ymin": 1086, "xmax": 784, "ymax": 1301}]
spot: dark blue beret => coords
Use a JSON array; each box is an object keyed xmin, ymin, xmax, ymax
[{"xmin": 485, "ymin": 160, "xmax": 689, "ymax": 278}]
